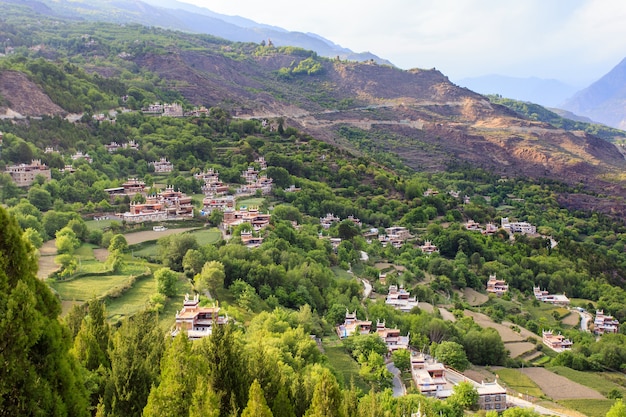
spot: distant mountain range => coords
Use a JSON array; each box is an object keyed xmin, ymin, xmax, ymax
[
  {"xmin": 561, "ymin": 57, "xmax": 626, "ymax": 130},
  {"xmin": 26, "ymin": 0, "xmax": 393, "ymax": 65},
  {"xmin": 455, "ymin": 75, "xmax": 578, "ymax": 108}
]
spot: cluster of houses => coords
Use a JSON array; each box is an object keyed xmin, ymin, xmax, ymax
[
  {"xmin": 501, "ymin": 217, "xmax": 536, "ymax": 235},
  {"xmin": 533, "ymin": 286, "xmax": 570, "ymax": 306},
  {"xmin": 542, "ymin": 330, "xmax": 573, "ymax": 352},
  {"xmin": 142, "ymin": 102, "xmax": 184, "ymax": 117},
  {"xmin": 140, "ymin": 102, "xmax": 210, "ymax": 118},
  {"xmin": 4, "ymin": 159, "xmax": 52, "ymax": 187},
  {"xmin": 150, "ymin": 157, "xmax": 174, "ymax": 173},
  {"xmin": 593, "ymin": 310, "xmax": 620, "ymax": 335},
  {"xmin": 410, "ymin": 353, "xmax": 508, "ymax": 411},
  {"xmin": 171, "ymin": 294, "xmax": 229, "ymax": 340},
  {"xmin": 486, "ymin": 274, "xmax": 509, "ymax": 297},
  {"xmin": 335, "ymin": 311, "xmax": 409, "ymax": 352},
  {"xmin": 104, "ymin": 140, "xmax": 139, "ymax": 153},
  {"xmin": 236, "ymin": 165, "xmax": 273, "ymax": 197},
  {"xmin": 121, "ymin": 186, "xmax": 194, "ymax": 223},
  {"xmin": 385, "ymin": 285, "xmax": 420, "ymax": 312},
  {"xmin": 464, "ymin": 219, "xmax": 499, "ymax": 235}
]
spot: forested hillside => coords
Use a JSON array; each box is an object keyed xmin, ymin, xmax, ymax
[{"xmin": 2, "ymin": 4, "xmax": 626, "ymax": 417}]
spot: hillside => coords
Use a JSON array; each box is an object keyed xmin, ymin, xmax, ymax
[
  {"xmin": 562, "ymin": 57, "xmax": 626, "ymax": 130},
  {"xmin": 2, "ymin": 6, "xmax": 626, "ymax": 216}
]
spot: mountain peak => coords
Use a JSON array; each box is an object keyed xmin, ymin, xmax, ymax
[{"xmin": 561, "ymin": 57, "xmax": 626, "ymax": 129}]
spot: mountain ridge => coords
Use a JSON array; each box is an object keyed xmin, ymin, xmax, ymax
[
  {"xmin": 562, "ymin": 57, "xmax": 626, "ymax": 129},
  {"xmin": 2, "ymin": 5, "xmax": 626, "ymax": 216},
  {"xmin": 27, "ymin": 0, "xmax": 393, "ymax": 65}
]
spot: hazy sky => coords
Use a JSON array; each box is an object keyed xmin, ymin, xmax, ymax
[{"xmin": 182, "ymin": 0, "xmax": 626, "ymax": 86}]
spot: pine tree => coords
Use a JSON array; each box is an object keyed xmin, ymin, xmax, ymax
[
  {"xmin": 0, "ymin": 206, "xmax": 90, "ymax": 416},
  {"xmin": 305, "ymin": 369, "xmax": 343, "ymax": 417},
  {"xmin": 103, "ymin": 310, "xmax": 165, "ymax": 417},
  {"xmin": 143, "ymin": 333, "xmax": 203, "ymax": 417},
  {"xmin": 272, "ymin": 385, "xmax": 296, "ymax": 417},
  {"xmin": 72, "ymin": 298, "xmax": 111, "ymax": 371},
  {"xmin": 241, "ymin": 379, "xmax": 273, "ymax": 417},
  {"xmin": 188, "ymin": 377, "xmax": 221, "ymax": 417},
  {"xmin": 199, "ymin": 323, "xmax": 249, "ymax": 415}
]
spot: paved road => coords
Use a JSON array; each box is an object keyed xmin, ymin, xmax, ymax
[
  {"xmin": 361, "ymin": 279, "xmax": 373, "ymax": 300},
  {"xmin": 386, "ymin": 363, "xmax": 406, "ymax": 397},
  {"xmin": 577, "ymin": 310, "xmax": 593, "ymax": 332}
]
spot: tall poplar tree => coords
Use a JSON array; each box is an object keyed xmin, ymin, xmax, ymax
[
  {"xmin": 241, "ymin": 379, "xmax": 273, "ymax": 417},
  {"xmin": 143, "ymin": 333, "xmax": 204, "ymax": 417},
  {"xmin": 0, "ymin": 206, "xmax": 90, "ymax": 416},
  {"xmin": 305, "ymin": 369, "xmax": 343, "ymax": 417}
]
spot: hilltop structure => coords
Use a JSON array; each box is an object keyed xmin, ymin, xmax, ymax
[
  {"xmin": 594, "ymin": 310, "xmax": 620, "ymax": 335},
  {"xmin": 5, "ymin": 159, "xmax": 51, "ymax": 186},
  {"xmin": 410, "ymin": 352, "xmax": 508, "ymax": 411},
  {"xmin": 486, "ymin": 274, "xmax": 508, "ymax": 297},
  {"xmin": 385, "ymin": 285, "xmax": 419, "ymax": 312},
  {"xmin": 171, "ymin": 294, "xmax": 228, "ymax": 339}
]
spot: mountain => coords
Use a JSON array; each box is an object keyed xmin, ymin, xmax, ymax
[
  {"xmin": 28, "ymin": 0, "xmax": 392, "ymax": 65},
  {"xmin": 455, "ymin": 75, "xmax": 578, "ymax": 108},
  {"xmin": 2, "ymin": 4, "xmax": 626, "ymax": 216},
  {"xmin": 561, "ymin": 57, "xmax": 626, "ymax": 130}
]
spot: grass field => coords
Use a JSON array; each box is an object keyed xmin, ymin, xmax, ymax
[
  {"xmin": 558, "ymin": 399, "xmax": 616, "ymax": 417},
  {"xmin": 85, "ymin": 218, "xmax": 117, "ymax": 231},
  {"xmin": 549, "ymin": 366, "xmax": 626, "ymax": 397},
  {"xmin": 132, "ymin": 243, "xmax": 159, "ymax": 259},
  {"xmin": 332, "ymin": 266, "xmax": 355, "ymax": 280},
  {"xmin": 236, "ymin": 197, "xmax": 265, "ymax": 208},
  {"xmin": 187, "ymin": 228, "xmax": 222, "ymax": 245},
  {"xmin": 106, "ymin": 275, "xmax": 157, "ymax": 322},
  {"xmin": 50, "ymin": 274, "xmax": 133, "ymax": 301},
  {"xmin": 495, "ymin": 368, "xmax": 544, "ymax": 397},
  {"xmin": 322, "ymin": 342, "xmax": 369, "ymax": 392}
]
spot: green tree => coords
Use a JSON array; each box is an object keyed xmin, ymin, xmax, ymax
[
  {"xmin": 72, "ymin": 298, "xmax": 111, "ymax": 371},
  {"xmin": 23, "ymin": 227, "xmax": 44, "ymax": 249},
  {"xmin": 241, "ymin": 379, "xmax": 273, "ymax": 417},
  {"xmin": 272, "ymin": 385, "xmax": 296, "ymax": 417},
  {"xmin": 0, "ymin": 206, "xmax": 90, "ymax": 416},
  {"xmin": 155, "ymin": 267, "xmax": 179, "ymax": 297},
  {"xmin": 158, "ymin": 234, "xmax": 199, "ymax": 271},
  {"xmin": 28, "ymin": 186, "xmax": 53, "ymax": 211},
  {"xmin": 143, "ymin": 334, "xmax": 202, "ymax": 417},
  {"xmin": 56, "ymin": 226, "xmax": 81, "ymax": 254},
  {"xmin": 607, "ymin": 399, "xmax": 626, "ymax": 417},
  {"xmin": 391, "ymin": 348, "xmax": 411, "ymax": 373},
  {"xmin": 448, "ymin": 381, "xmax": 479, "ymax": 410},
  {"xmin": 337, "ymin": 219, "xmax": 360, "ymax": 240},
  {"xmin": 305, "ymin": 368, "xmax": 343, "ymax": 417},
  {"xmin": 199, "ymin": 323, "xmax": 249, "ymax": 416},
  {"xmin": 108, "ymin": 234, "xmax": 129, "ymax": 252},
  {"xmin": 463, "ymin": 328, "xmax": 507, "ymax": 366},
  {"xmin": 358, "ymin": 351, "xmax": 393, "ymax": 392},
  {"xmin": 432, "ymin": 341, "xmax": 470, "ymax": 371},
  {"xmin": 195, "ymin": 260, "xmax": 225, "ymax": 297},
  {"xmin": 183, "ymin": 248, "xmax": 206, "ymax": 277},
  {"xmin": 502, "ymin": 407, "xmax": 541, "ymax": 417},
  {"xmin": 188, "ymin": 377, "xmax": 221, "ymax": 417},
  {"xmin": 103, "ymin": 311, "xmax": 165, "ymax": 417}
]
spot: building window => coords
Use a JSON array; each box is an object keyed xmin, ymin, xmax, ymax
[
  {"xmin": 496, "ymin": 404, "xmax": 501, "ymax": 410},
  {"xmin": 485, "ymin": 396, "xmax": 491, "ymax": 402},
  {"xmin": 485, "ymin": 405, "xmax": 491, "ymax": 410},
  {"xmin": 495, "ymin": 395, "xmax": 501, "ymax": 401}
]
